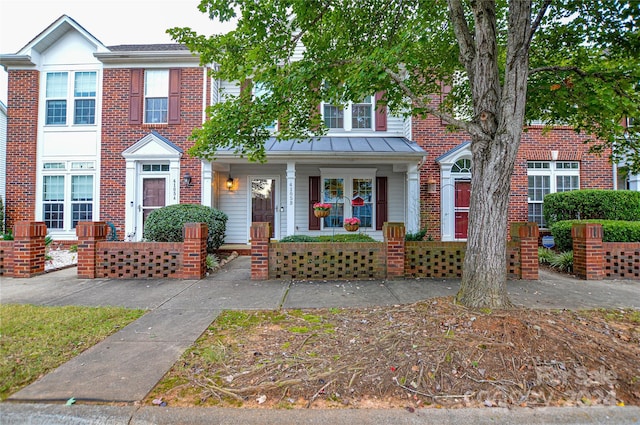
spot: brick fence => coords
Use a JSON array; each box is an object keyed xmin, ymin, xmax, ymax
[
  {"xmin": 572, "ymin": 223, "xmax": 640, "ymax": 280},
  {"xmin": 250, "ymin": 221, "xmax": 540, "ymax": 281},
  {"xmin": 0, "ymin": 221, "xmax": 47, "ymax": 277},
  {"xmin": 77, "ymin": 222, "xmax": 208, "ymax": 279}
]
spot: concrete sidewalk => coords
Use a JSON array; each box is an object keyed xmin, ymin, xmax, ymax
[{"xmin": 1, "ymin": 256, "xmax": 639, "ymax": 423}]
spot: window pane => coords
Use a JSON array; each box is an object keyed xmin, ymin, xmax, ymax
[
  {"xmin": 352, "ymin": 104, "xmax": 372, "ymax": 129},
  {"xmin": 323, "ymin": 105, "xmax": 344, "ymax": 129},
  {"xmin": 145, "ymin": 70, "xmax": 169, "ymax": 97},
  {"xmin": 323, "ymin": 178, "xmax": 344, "ymax": 228},
  {"xmin": 43, "ymin": 176, "xmax": 64, "ymax": 201},
  {"xmin": 528, "ymin": 203, "xmax": 545, "ymax": 227},
  {"xmin": 74, "ymin": 72, "xmax": 96, "ymax": 97},
  {"xmin": 46, "ymin": 72, "xmax": 67, "ymax": 97},
  {"xmin": 145, "ymin": 98, "xmax": 168, "ymax": 123},
  {"xmin": 72, "ymin": 176, "xmax": 93, "ymax": 201},
  {"xmin": 74, "ymin": 99, "xmax": 95, "ymax": 124},
  {"xmin": 352, "ymin": 178, "xmax": 373, "ymax": 227},
  {"xmin": 527, "ymin": 175, "xmax": 550, "ymax": 201},
  {"xmin": 556, "ymin": 175, "xmax": 579, "ymax": 192},
  {"xmin": 72, "ymin": 203, "xmax": 93, "ymax": 228},
  {"xmin": 44, "ymin": 204, "xmax": 64, "ymax": 229},
  {"xmin": 46, "ymin": 100, "xmax": 67, "ymax": 125}
]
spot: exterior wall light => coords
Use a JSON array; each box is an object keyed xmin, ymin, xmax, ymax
[
  {"xmin": 226, "ymin": 176, "xmax": 234, "ymax": 190},
  {"xmin": 426, "ymin": 178, "xmax": 437, "ymax": 194},
  {"xmin": 183, "ymin": 171, "xmax": 192, "ymax": 187}
]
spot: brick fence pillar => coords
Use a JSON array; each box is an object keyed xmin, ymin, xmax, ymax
[
  {"xmin": 250, "ymin": 222, "xmax": 271, "ymax": 280},
  {"xmin": 572, "ymin": 223, "xmax": 604, "ymax": 280},
  {"xmin": 182, "ymin": 222, "xmax": 208, "ymax": 279},
  {"xmin": 383, "ymin": 222, "xmax": 405, "ymax": 279},
  {"xmin": 76, "ymin": 222, "xmax": 108, "ymax": 279},
  {"xmin": 511, "ymin": 222, "xmax": 539, "ymax": 280},
  {"xmin": 12, "ymin": 221, "xmax": 47, "ymax": 277}
]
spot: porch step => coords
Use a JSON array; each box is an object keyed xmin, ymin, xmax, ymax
[{"xmin": 217, "ymin": 244, "xmax": 251, "ymax": 256}]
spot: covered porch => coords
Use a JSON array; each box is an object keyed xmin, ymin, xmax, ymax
[{"xmin": 202, "ymin": 137, "xmax": 426, "ymax": 244}]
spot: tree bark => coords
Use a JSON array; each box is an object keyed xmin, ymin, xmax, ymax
[{"xmin": 453, "ymin": 0, "xmax": 532, "ymax": 309}]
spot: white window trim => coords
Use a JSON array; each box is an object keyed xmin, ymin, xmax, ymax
[
  {"xmin": 39, "ymin": 160, "xmax": 97, "ymax": 234},
  {"xmin": 44, "ymin": 70, "xmax": 98, "ymax": 127},
  {"xmin": 527, "ymin": 161, "xmax": 580, "ymax": 227},
  {"xmin": 319, "ymin": 168, "xmax": 377, "ymax": 230},
  {"xmin": 144, "ymin": 69, "xmax": 169, "ymax": 124},
  {"xmin": 321, "ymin": 97, "xmax": 376, "ymax": 132}
]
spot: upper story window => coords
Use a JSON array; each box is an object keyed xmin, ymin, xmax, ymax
[
  {"xmin": 144, "ymin": 70, "xmax": 169, "ymax": 124},
  {"xmin": 323, "ymin": 97, "xmax": 374, "ymax": 131},
  {"xmin": 45, "ymin": 71, "xmax": 97, "ymax": 126},
  {"xmin": 253, "ymin": 82, "xmax": 276, "ymax": 130}
]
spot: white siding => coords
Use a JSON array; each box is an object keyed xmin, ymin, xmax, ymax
[{"xmin": 218, "ymin": 163, "xmax": 408, "ymax": 243}]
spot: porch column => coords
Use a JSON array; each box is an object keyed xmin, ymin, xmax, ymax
[
  {"xmin": 124, "ymin": 160, "xmax": 136, "ymax": 240},
  {"xmin": 406, "ymin": 164, "xmax": 420, "ymax": 233},
  {"xmin": 286, "ymin": 162, "xmax": 296, "ymax": 237},
  {"xmin": 202, "ymin": 161, "xmax": 213, "ymax": 207}
]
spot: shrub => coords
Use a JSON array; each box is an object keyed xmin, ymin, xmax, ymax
[
  {"xmin": 550, "ymin": 220, "xmax": 640, "ymax": 251},
  {"xmin": 549, "ymin": 250, "xmax": 574, "ymax": 273},
  {"xmin": 143, "ymin": 204, "xmax": 228, "ymax": 252},
  {"xmin": 278, "ymin": 233, "xmax": 377, "ymax": 243},
  {"xmin": 538, "ymin": 247, "xmax": 555, "ymax": 265},
  {"xmin": 405, "ymin": 227, "xmax": 428, "ymax": 241},
  {"xmin": 543, "ymin": 190, "xmax": 640, "ymax": 227}
]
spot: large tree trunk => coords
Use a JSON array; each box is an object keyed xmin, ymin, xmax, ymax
[{"xmin": 452, "ymin": 0, "xmax": 533, "ymax": 308}]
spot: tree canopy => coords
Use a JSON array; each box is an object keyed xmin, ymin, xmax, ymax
[{"xmin": 170, "ymin": 0, "xmax": 640, "ymax": 170}]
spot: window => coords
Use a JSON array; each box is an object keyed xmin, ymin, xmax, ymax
[
  {"xmin": 45, "ymin": 71, "xmax": 97, "ymax": 126},
  {"xmin": 320, "ymin": 169, "xmax": 375, "ymax": 229},
  {"xmin": 144, "ymin": 70, "xmax": 169, "ymax": 123},
  {"xmin": 321, "ymin": 96, "xmax": 376, "ymax": 131},
  {"xmin": 142, "ymin": 163, "xmax": 170, "ymax": 172},
  {"xmin": 527, "ymin": 161, "xmax": 579, "ymax": 227},
  {"xmin": 74, "ymin": 72, "xmax": 96, "ymax": 124},
  {"xmin": 253, "ymin": 82, "xmax": 276, "ymax": 130},
  {"xmin": 46, "ymin": 72, "xmax": 68, "ymax": 125},
  {"xmin": 42, "ymin": 162, "xmax": 95, "ymax": 231}
]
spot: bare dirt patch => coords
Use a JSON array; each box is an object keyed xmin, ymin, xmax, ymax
[{"xmin": 146, "ymin": 298, "xmax": 640, "ymax": 410}]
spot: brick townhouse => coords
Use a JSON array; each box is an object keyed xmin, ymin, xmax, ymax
[{"xmin": 0, "ymin": 15, "xmax": 632, "ymax": 245}]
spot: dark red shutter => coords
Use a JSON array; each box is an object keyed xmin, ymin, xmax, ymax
[
  {"xmin": 374, "ymin": 91, "xmax": 387, "ymax": 131},
  {"xmin": 309, "ymin": 176, "xmax": 321, "ymax": 230},
  {"xmin": 376, "ymin": 176, "xmax": 388, "ymax": 230},
  {"xmin": 129, "ymin": 69, "xmax": 143, "ymax": 124},
  {"xmin": 168, "ymin": 68, "xmax": 181, "ymax": 124}
]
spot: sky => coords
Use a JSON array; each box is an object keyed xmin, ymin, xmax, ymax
[{"xmin": 0, "ymin": 0, "xmax": 236, "ymax": 104}]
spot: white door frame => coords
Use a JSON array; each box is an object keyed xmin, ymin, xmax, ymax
[{"xmin": 247, "ymin": 175, "xmax": 281, "ymax": 240}]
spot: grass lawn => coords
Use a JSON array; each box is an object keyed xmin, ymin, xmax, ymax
[{"xmin": 0, "ymin": 304, "xmax": 145, "ymax": 400}]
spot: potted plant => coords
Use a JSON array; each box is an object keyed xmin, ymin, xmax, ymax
[
  {"xmin": 344, "ymin": 217, "xmax": 360, "ymax": 232},
  {"xmin": 313, "ymin": 202, "xmax": 332, "ymax": 218}
]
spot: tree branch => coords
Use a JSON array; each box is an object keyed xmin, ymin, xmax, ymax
[
  {"xmin": 383, "ymin": 67, "xmax": 486, "ymax": 139},
  {"xmin": 447, "ymin": 0, "xmax": 475, "ymax": 70},
  {"xmin": 528, "ymin": 0, "xmax": 552, "ymax": 47}
]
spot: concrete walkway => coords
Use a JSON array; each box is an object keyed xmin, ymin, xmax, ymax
[{"xmin": 1, "ymin": 257, "xmax": 639, "ymax": 423}]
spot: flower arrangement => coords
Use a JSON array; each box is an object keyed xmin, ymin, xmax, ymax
[
  {"xmin": 313, "ymin": 202, "xmax": 332, "ymax": 218},
  {"xmin": 344, "ymin": 217, "xmax": 360, "ymax": 225},
  {"xmin": 313, "ymin": 202, "xmax": 332, "ymax": 211}
]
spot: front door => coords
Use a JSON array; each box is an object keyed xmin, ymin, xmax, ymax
[
  {"xmin": 454, "ymin": 180, "xmax": 470, "ymax": 239},
  {"xmin": 251, "ymin": 178, "xmax": 276, "ymax": 238},
  {"xmin": 141, "ymin": 178, "xmax": 166, "ymax": 230}
]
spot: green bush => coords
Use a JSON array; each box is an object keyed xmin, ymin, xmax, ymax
[
  {"xmin": 550, "ymin": 220, "xmax": 640, "ymax": 251},
  {"xmin": 278, "ymin": 233, "xmax": 377, "ymax": 243},
  {"xmin": 543, "ymin": 190, "xmax": 640, "ymax": 227},
  {"xmin": 405, "ymin": 227, "xmax": 428, "ymax": 241},
  {"xmin": 143, "ymin": 204, "xmax": 228, "ymax": 252},
  {"xmin": 538, "ymin": 247, "xmax": 555, "ymax": 265},
  {"xmin": 549, "ymin": 250, "xmax": 574, "ymax": 273}
]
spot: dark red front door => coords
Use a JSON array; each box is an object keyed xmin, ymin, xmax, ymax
[
  {"xmin": 454, "ymin": 180, "xmax": 470, "ymax": 239},
  {"xmin": 251, "ymin": 178, "xmax": 275, "ymax": 238},
  {"xmin": 142, "ymin": 178, "xmax": 166, "ymax": 226}
]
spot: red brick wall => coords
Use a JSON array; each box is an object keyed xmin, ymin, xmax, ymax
[
  {"xmin": 413, "ymin": 112, "xmax": 613, "ymax": 240},
  {"xmin": 5, "ymin": 70, "xmax": 40, "ymax": 228},
  {"xmin": 101, "ymin": 67, "xmax": 206, "ymax": 239}
]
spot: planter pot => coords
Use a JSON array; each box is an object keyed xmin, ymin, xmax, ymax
[
  {"xmin": 314, "ymin": 209, "xmax": 330, "ymax": 218},
  {"xmin": 344, "ymin": 224, "xmax": 359, "ymax": 232}
]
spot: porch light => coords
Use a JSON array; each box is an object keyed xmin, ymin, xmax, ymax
[
  {"xmin": 226, "ymin": 176, "xmax": 234, "ymax": 190},
  {"xmin": 183, "ymin": 171, "xmax": 192, "ymax": 187},
  {"xmin": 426, "ymin": 178, "xmax": 437, "ymax": 194}
]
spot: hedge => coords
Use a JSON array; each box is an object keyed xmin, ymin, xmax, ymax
[
  {"xmin": 143, "ymin": 204, "xmax": 228, "ymax": 252},
  {"xmin": 278, "ymin": 233, "xmax": 377, "ymax": 243},
  {"xmin": 543, "ymin": 190, "xmax": 640, "ymax": 227},
  {"xmin": 550, "ymin": 220, "xmax": 640, "ymax": 252}
]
